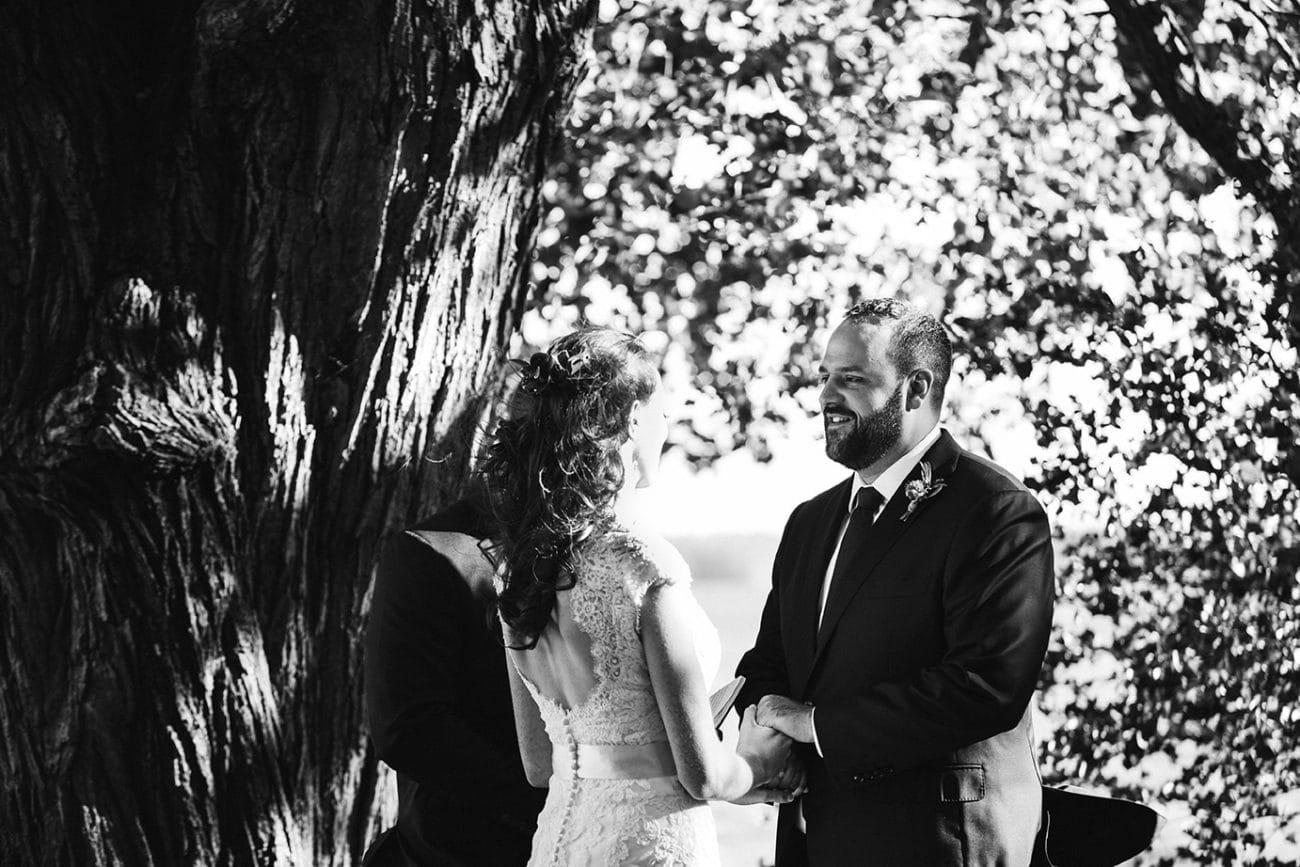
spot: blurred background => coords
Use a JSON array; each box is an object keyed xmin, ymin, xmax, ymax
[{"xmin": 510, "ymin": 0, "xmax": 1300, "ymax": 863}]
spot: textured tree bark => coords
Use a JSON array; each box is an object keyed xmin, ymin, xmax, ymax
[{"xmin": 0, "ymin": 0, "xmax": 594, "ymax": 864}]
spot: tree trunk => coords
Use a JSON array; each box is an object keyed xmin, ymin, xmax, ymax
[{"xmin": 0, "ymin": 1, "xmax": 594, "ymax": 863}]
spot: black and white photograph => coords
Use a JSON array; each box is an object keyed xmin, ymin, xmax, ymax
[{"xmin": 2, "ymin": 0, "xmax": 1296, "ymax": 865}]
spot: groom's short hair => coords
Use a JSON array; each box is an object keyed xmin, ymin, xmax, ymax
[{"xmin": 844, "ymin": 298, "xmax": 952, "ymax": 406}]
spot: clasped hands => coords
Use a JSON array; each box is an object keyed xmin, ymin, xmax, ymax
[{"xmin": 730, "ymin": 696, "xmax": 812, "ymax": 805}]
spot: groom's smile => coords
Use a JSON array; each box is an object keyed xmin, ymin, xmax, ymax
[
  {"xmin": 823, "ymin": 407, "xmax": 856, "ymax": 432},
  {"xmin": 822, "ymin": 404, "xmax": 864, "ymax": 459}
]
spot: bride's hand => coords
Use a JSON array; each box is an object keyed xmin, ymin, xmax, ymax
[
  {"xmin": 728, "ymin": 785, "xmax": 798, "ymax": 806},
  {"xmin": 768, "ymin": 752, "xmax": 808, "ymax": 796},
  {"xmin": 737, "ymin": 704, "xmax": 792, "ymax": 785}
]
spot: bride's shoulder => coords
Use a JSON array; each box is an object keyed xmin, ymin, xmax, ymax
[{"xmin": 603, "ymin": 523, "xmax": 692, "ymax": 593}]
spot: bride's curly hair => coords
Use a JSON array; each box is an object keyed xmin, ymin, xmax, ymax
[{"xmin": 480, "ymin": 327, "xmax": 660, "ymax": 649}]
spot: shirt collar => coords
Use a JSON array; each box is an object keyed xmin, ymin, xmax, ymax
[{"xmin": 849, "ymin": 423, "xmax": 942, "ymax": 514}]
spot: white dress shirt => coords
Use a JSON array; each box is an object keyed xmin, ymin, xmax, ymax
[{"xmin": 810, "ymin": 422, "xmax": 942, "ymax": 756}]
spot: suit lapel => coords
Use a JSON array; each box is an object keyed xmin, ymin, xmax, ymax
[
  {"xmin": 810, "ymin": 431, "xmax": 963, "ymax": 671},
  {"xmin": 787, "ymin": 478, "xmax": 853, "ymax": 698}
]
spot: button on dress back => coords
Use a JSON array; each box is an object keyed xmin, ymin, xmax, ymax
[{"xmin": 502, "ymin": 524, "xmax": 723, "ymax": 866}]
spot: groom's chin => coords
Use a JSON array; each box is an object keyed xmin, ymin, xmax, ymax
[
  {"xmin": 825, "ymin": 436, "xmax": 879, "ymax": 471},
  {"xmin": 824, "ymin": 440, "xmax": 858, "ymax": 469}
]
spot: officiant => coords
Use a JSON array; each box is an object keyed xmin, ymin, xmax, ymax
[{"xmin": 362, "ymin": 482, "xmax": 545, "ymax": 866}]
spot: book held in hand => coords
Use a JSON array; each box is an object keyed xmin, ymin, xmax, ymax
[{"xmin": 709, "ymin": 675, "xmax": 746, "ymax": 728}]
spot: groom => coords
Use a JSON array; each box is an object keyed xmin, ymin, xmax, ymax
[{"xmin": 736, "ymin": 299, "xmax": 1055, "ymax": 866}]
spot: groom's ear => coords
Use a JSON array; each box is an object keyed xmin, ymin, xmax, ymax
[{"xmin": 905, "ymin": 370, "xmax": 936, "ymax": 410}]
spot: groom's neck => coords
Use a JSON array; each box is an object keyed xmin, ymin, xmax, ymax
[{"xmin": 855, "ymin": 443, "xmax": 911, "ymax": 485}]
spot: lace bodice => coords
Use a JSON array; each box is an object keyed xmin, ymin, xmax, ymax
[
  {"xmin": 516, "ymin": 524, "xmax": 721, "ymax": 747},
  {"xmin": 507, "ymin": 523, "xmax": 722, "ymax": 866}
]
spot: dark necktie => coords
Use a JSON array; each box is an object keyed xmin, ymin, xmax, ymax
[
  {"xmin": 822, "ymin": 486, "xmax": 886, "ymax": 623},
  {"xmin": 849, "ymin": 486, "xmax": 886, "ymax": 526}
]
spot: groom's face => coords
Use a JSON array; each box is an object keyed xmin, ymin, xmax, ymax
[{"xmin": 818, "ymin": 321, "xmax": 904, "ymax": 470}]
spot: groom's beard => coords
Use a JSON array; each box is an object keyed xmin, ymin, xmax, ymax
[{"xmin": 824, "ymin": 382, "xmax": 904, "ymax": 470}]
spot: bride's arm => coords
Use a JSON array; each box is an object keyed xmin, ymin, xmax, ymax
[
  {"xmin": 504, "ymin": 653, "xmax": 553, "ymax": 788},
  {"xmin": 642, "ymin": 582, "xmax": 790, "ymax": 802}
]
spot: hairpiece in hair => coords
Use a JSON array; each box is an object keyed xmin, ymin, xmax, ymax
[
  {"xmin": 518, "ymin": 348, "xmax": 601, "ymax": 396},
  {"xmin": 519, "ymin": 352, "xmax": 557, "ymax": 396}
]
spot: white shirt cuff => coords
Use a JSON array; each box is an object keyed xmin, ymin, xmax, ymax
[{"xmin": 810, "ymin": 706, "xmax": 824, "ymax": 757}]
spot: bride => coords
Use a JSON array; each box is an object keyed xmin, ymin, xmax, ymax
[{"xmin": 480, "ymin": 327, "xmax": 800, "ymax": 866}]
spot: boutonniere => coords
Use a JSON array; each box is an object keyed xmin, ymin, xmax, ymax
[{"xmin": 900, "ymin": 462, "xmax": 947, "ymax": 522}]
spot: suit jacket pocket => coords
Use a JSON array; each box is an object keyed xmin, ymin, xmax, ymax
[{"xmin": 936, "ymin": 763, "xmax": 985, "ymax": 802}]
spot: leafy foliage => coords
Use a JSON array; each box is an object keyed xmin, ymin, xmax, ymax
[{"xmin": 528, "ymin": 0, "xmax": 1300, "ymax": 861}]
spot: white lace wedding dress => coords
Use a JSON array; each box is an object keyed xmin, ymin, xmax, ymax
[{"xmin": 509, "ymin": 524, "xmax": 722, "ymax": 866}]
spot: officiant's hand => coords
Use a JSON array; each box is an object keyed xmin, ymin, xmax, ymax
[{"xmin": 754, "ymin": 694, "xmax": 815, "ymax": 744}]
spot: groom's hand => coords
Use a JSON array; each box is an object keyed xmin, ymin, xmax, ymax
[
  {"xmin": 769, "ymin": 751, "xmax": 808, "ymax": 795},
  {"xmin": 755, "ymin": 694, "xmax": 815, "ymax": 744}
]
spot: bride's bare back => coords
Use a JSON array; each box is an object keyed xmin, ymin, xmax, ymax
[{"xmin": 515, "ymin": 592, "xmax": 599, "ymax": 712}]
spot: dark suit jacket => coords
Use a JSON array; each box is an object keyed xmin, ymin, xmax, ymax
[
  {"xmin": 363, "ymin": 502, "xmax": 545, "ymax": 866},
  {"xmin": 737, "ymin": 431, "xmax": 1055, "ymax": 867}
]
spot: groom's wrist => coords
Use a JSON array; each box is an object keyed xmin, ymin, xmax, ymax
[
  {"xmin": 809, "ymin": 706, "xmax": 824, "ymax": 757},
  {"xmin": 786, "ymin": 699, "xmax": 814, "ymax": 745}
]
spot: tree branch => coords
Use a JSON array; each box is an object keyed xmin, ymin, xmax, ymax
[{"xmin": 1105, "ymin": 0, "xmax": 1295, "ymax": 239}]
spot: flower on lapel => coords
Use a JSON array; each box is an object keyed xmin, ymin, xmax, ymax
[{"xmin": 900, "ymin": 461, "xmax": 947, "ymax": 522}]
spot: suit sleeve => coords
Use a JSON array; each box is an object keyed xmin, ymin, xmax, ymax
[
  {"xmin": 364, "ymin": 534, "xmax": 539, "ymax": 814},
  {"xmin": 734, "ymin": 508, "xmax": 800, "ymax": 714},
  {"xmin": 813, "ymin": 489, "xmax": 1054, "ymax": 782}
]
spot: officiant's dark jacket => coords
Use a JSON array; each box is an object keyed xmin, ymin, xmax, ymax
[
  {"xmin": 363, "ymin": 502, "xmax": 545, "ymax": 866},
  {"xmin": 737, "ymin": 431, "xmax": 1054, "ymax": 866}
]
